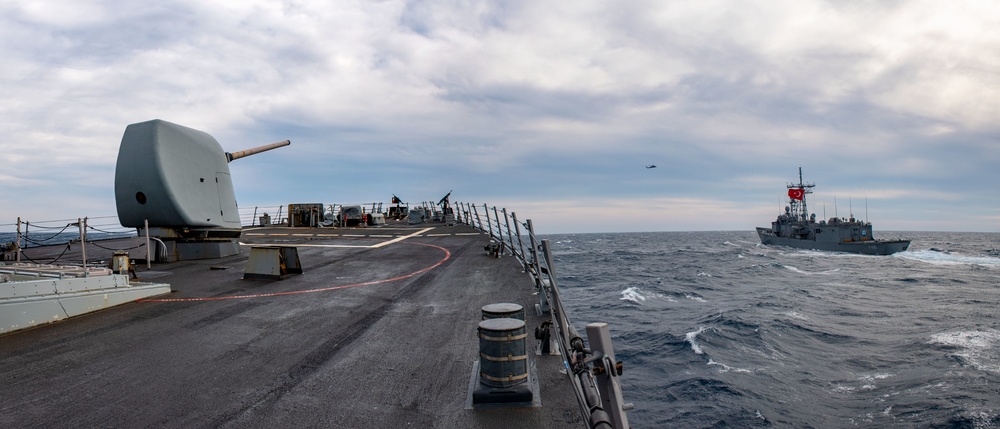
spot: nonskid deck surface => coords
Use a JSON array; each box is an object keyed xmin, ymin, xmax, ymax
[{"xmin": 0, "ymin": 224, "xmax": 582, "ymax": 428}]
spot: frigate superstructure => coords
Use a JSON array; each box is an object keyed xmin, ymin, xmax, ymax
[{"xmin": 756, "ymin": 168, "xmax": 910, "ymax": 255}]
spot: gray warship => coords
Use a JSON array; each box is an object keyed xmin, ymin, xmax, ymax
[
  {"xmin": 756, "ymin": 168, "xmax": 910, "ymax": 255},
  {"xmin": 0, "ymin": 120, "xmax": 631, "ymax": 429}
]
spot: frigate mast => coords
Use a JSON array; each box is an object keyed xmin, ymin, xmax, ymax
[{"xmin": 787, "ymin": 167, "xmax": 815, "ymax": 221}]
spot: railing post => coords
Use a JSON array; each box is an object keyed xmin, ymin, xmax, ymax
[
  {"xmin": 526, "ymin": 219, "xmax": 548, "ymax": 313},
  {"xmin": 502, "ymin": 209, "xmax": 516, "ymax": 259},
  {"xmin": 483, "ymin": 204, "xmax": 494, "ymax": 239},
  {"xmin": 510, "ymin": 211, "xmax": 528, "ymax": 271},
  {"xmin": 544, "ymin": 239, "xmax": 582, "ymax": 361},
  {"xmin": 23, "ymin": 221, "xmax": 29, "ymax": 262},
  {"xmin": 493, "ymin": 206, "xmax": 506, "ymax": 255},
  {"xmin": 586, "ymin": 323, "xmax": 632, "ymax": 429},
  {"xmin": 145, "ymin": 219, "xmax": 151, "ymax": 268},
  {"xmin": 78, "ymin": 217, "xmax": 89, "ymax": 276},
  {"xmin": 16, "ymin": 217, "xmax": 22, "ymax": 263},
  {"xmin": 540, "ymin": 240, "xmax": 577, "ymax": 350},
  {"xmin": 471, "ymin": 204, "xmax": 482, "ymax": 232}
]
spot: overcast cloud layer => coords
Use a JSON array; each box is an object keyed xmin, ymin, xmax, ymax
[{"xmin": 1, "ymin": 0, "xmax": 997, "ymax": 233}]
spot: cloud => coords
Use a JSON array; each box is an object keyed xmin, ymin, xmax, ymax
[{"xmin": 0, "ymin": 0, "xmax": 997, "ymax": 232}]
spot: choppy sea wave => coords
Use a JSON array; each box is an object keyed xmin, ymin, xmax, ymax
[{"xmin": 548, "ymin": 231, "xmax": 1000, "ymax": 428}]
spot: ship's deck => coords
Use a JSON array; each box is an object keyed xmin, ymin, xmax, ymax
[{"xmin": 0, "ymin": 223, "xmax": 583, "ymax": 428}]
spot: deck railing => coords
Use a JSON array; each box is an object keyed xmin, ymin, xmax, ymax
[
  {"xmin": 455, "ymin": 201, "xmax": 632, "ymax": 429},
  {"xmin": 1, "ymin": 216, "xmax": 140, "ymax": 267}
]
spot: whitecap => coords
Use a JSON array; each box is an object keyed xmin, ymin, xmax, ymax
[
  {"xmin": 784, "ymin": 311, "xmax": 809, "ymax": 321},
  {"xmin": 899, "ymin": 250, "xmax": 1000, "ymax": 267},
  {"xmin": 684, "ymin": 294, "xmax": 706, "ymax": 302},
  {"xmin": 697, "ymin": 271, "xmax": 712, "ymax": 277},
  {"xmin": 620, "ymin": 287, "xmax": 646, "ymax": 304},
  {"xmin": 783, "ymin": 265, "xmax": 806, "ymax": 274},
  {"xmin": 859, "ymin": 373, "xmax": 893, "ymax": 390},
  {"xmin": 831, "ymin": 384, "xmax": 855, "ymax": 393},
  {"xmin": 708, "ymin": 359, "xmax": 752, "ymax": 373},
  {"xmin": 686, "ymin": 327, "xmax": 706, "ymax": 354},
  {"xmin": 930, "ymin": 329, "xmax": 1000, "ymax": 373},
  {"xmin": 782, "ymin": 265, "xmax": 841, "ymax": 275}
]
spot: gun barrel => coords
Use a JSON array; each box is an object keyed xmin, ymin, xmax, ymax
[{"xmin": 226, "ymin": 140, "xmax": 291, "ymax": 162}]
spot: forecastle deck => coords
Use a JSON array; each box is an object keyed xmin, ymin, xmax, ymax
[{"xmin": 1, "ymin": 222, "xmax": 620, "ymax": 428}]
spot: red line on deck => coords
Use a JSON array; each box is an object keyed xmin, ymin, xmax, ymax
[{"xmin": 138, "ymin": 242, "xmax": 451, "ymax": 303}]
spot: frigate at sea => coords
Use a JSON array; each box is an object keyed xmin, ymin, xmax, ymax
[
  {"xmin": 756, "ymin": 168, "xmax": 910, "ymax": 255},
  {"xmin": 1, "ymin": 119, "xmax": 631, "ymax": 429}
]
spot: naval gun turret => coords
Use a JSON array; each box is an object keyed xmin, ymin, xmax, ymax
[{"xmin": 115, "ymin": 119, "xmax": 289, "ymax": 261}]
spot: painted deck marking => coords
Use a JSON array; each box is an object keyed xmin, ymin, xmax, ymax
[
  {"xmin": 237, "ymin": 227, "xmax": 436, "ymax": 249},
  {"xmin": 372, "ymin": 228, "xmax": 434, "ymax": 248},
  {"xmin": 138, "ymin": 241, "xmax": 450, "ymax": 303}
]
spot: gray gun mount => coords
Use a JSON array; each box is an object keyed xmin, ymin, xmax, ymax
[{"xmin": 115, "ymin": 119, "xmax": 289, "ymax": 238}]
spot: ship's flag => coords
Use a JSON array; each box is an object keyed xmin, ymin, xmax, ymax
[{"xmin": 788, "ymin": 188, "xmax": 804, "ymax": 201}]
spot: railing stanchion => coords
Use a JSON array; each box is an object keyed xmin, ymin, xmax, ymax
[
  {"xmin": 511, "ymin": 211, "xmax": 527, "ymax": 271},
  {"xmin": 145, "ymin": 219, "xmax": 151, "ymax": 268},
  {"xmin": 482, "ymin": 204, "xmax": 493, "ymax": 239},
  {"xmin": 586, "ymin": 323, "xmax": 632, "ymax": 429},
  {"xmin": 472, "ymin": 204, "xmax": 482, "ymax": 232},
  {"xmin": 492, "ymin": 206, "xmax": 504, "ymax": 254},
  {"xmin": 77, "ymin": 217, "xmax": 88, "ymax": 276},
  {"xmin": 16, "ymin": 217, "xmax": 22, "ymax": 263},
  {"xmin": 526, "ymin": 219, "xmax": 547, "ymax": 312}
]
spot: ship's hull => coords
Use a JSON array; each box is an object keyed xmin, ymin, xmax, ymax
[{"xmin": 756, "ymin": 227, "xmax": 910, "ymax": 255}]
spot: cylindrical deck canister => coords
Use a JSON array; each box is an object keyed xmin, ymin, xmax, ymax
[
  {"xmin": 477, "ymin": 317, "xmax": 528, "ymax": 388},
  {"xmin": 481, "ymin": 302, "xmax": 524, "ymax": 321}
]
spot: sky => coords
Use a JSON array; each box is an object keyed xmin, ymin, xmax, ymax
[{"xmin": 1, "ymin": 0, "xmax": 998, "ymax": 234}]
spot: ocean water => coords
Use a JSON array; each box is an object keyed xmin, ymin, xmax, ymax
[{"xmin": 546, "ymin": 231, "xmax": 1000, "ymax": 428}]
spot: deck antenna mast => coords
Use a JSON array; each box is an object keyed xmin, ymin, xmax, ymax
[{"xmin": 787, "ymin": 167, "xmax": 815, "ymax": 220}]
